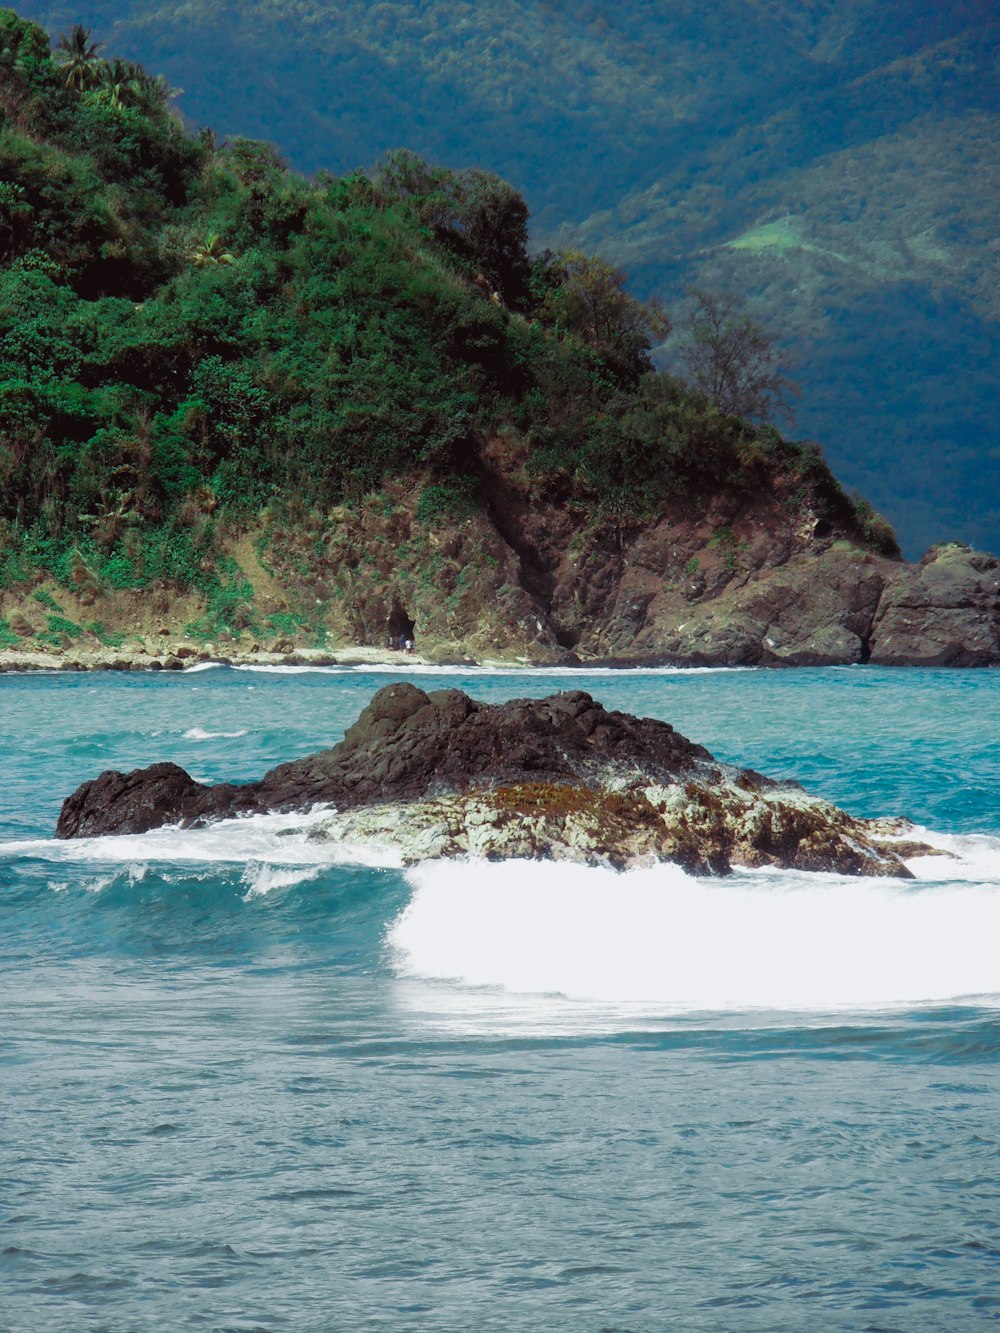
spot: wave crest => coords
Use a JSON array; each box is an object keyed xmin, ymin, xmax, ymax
[{"xmin": 390, "ymin": 857, "xmax": 1000, "ymax": 1012}]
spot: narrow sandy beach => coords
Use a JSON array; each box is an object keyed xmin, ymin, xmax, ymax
[{"xmin": 0, "ymin": 643, "xmax": 444, "ymax": 673}]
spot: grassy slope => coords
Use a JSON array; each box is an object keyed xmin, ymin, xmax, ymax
[{"xmin": 16, "ymin": 0, "xmax": 999, "ymax": 556}]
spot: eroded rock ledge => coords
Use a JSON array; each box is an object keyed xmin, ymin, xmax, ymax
[{"xmin": 56, "ymin": 683, "xmax": 919, "ymax": 875}]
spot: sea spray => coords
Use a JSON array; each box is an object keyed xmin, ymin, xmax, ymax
[
  {"xmin": 183, "ymin": 726, "xmax": 250, "ymax": 741},
  {"xmin": 0, "ymin": 806, "xmax": 402, "ymax": 871},
  {"xmin": 240, "ymin": 861, "xmax": 324, "ymax": 899},
  {"xmin": 391, "ymin": 857, "xmax": 1000, "ymax": 1011},
  {"xmin": 905, "ymin": 827, "xmax": 1000, "ymax": 882}
]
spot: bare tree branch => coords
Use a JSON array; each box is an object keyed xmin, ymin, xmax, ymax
[{"xmin": 678, "ymin": 288, "xmax": 798, "ymax": 424}]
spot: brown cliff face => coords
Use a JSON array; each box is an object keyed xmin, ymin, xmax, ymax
[
  {"xmin": 252, "ymin": 441, "xmax": 998, "ymax": 666},
  {"xmin": 5, "ymin": 440, "xmax": 995, "ymax": 669}
]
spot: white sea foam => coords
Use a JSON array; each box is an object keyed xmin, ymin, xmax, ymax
[
  {"xmin": 182, "ymin": 726, "xmax": 249, "ymax": 741},
  {"xmin": 229, "ymin": 662, "xmax": 754, "ymax": 677},
  {"xmin": 0, "ymin": 806, "xmax": 402, "ymax": 871},
  {"xmin": 390, "ymin": 856, "xmax": 1000, "ymax": 1013},
  {"xmin": 7, "ymin": 800, "xmax": 1000, "ymax": 1013},
  {"xmin": 241, "ymin": 861, "xmax": 324, "ymax": 899},
  {"xmin": 902, "ymin": 827, "xmax": 1000, "ymax": 883}
]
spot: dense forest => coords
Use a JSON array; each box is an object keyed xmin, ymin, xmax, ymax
[
  {"xmin": 0, "ymin": 10, "xmax": 896, "ymax": 646},
  {"xmin": 16, "ymin": 0, "xmax": 997, "ymax": 558}
]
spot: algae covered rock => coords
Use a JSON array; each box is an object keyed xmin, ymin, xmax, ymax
[{"xmin": 56, "ymin": 683, "xmax": 919, "ymax": 877}]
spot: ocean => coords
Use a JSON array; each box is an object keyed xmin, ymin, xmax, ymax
[{"xmin": 2, "ymin": 665, "xmax": 999, "ymax": 1331}]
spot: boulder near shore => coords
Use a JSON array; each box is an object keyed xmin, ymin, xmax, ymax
[{"xmin": 56, "ymin": 683, "xmax": 921, "ymax": 876}]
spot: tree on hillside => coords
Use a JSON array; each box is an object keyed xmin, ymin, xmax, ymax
[
  {"xmin": 453, "ymin": 169, "xmax": 530, "ymax": 308},
  {"xmin": 132, "ymin": 70, "xmax": 181, "ymax": 114},
  {"xmin": 0, "ymin": 11, "xmax": 50, "ymax": 70},
  {"xmin": 541, "ymin": 250, "xmax": 669, "ymax": 381},
  {"xmin": 373, "ymin": 150, "xmax": 531, "ymax": 307},
  {"xmin": 54, "ymin": 24, "xmax": 103, "ymax": 91},
  {"xmin": 678, "ymin": 288, "xmax": 797, "ymax": 423},
  {"xmin": 97, "ymin": 57, "xmax": 138, "ymax": 109},
  {"xmin": 190, "ymin": 232, "xmax": 235, "ymax": 267},
  {"xmin": 224, "ymin": 137, "xmax": 286, "ymax": 188}
]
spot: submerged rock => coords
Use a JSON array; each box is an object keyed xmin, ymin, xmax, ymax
[{"xmin": 55, "ymin": 683, "xmax": 919, "ymax": 876}]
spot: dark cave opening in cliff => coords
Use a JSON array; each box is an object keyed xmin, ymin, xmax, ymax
[{"xmin": 387, "ymin": 598, "xmax": 415, "ymax": 644}]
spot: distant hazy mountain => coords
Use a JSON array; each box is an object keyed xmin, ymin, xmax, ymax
[{"xmin": 16, "ymin": 0, "xmax": 1000, "ymax": 555}]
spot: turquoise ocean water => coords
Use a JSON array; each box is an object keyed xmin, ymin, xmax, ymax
[{"xmin": 2, "ymin": 665, "xmax": 999, "ymax": 1331}]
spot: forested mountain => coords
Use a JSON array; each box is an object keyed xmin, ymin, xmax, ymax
[
  {"xmin": 15, "ymin": 0, "xmax": 998, "ymax": 557},
  {"xmin": 4, "ymin": 8, "xmax": 904, "ymax": 659}
]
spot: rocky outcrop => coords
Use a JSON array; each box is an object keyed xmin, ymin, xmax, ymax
[
  {"xmin": 548, "ymin": 529, "xmax": 999, "ymax": 668},
  {"xmin": 306, "ymin": 781, "xmax": 917, "ymax": 876},
  {"xmin": 56, "ymin": 683, "xmax": 920, "ymax": 876},
  {"xmin": 869, "ymin": 543, "xmax": 1000, "ymax": 666},
  {"xmin": 247, "ymin": 460, "xmax": 1000, "ymax": 667},
  {"xmin": 5, "ymin": 456, "xmax": 998, "ymax": 669},
  {"xmin": 56, "ymin": 761, "xmax": 222, "ymax": 837}
]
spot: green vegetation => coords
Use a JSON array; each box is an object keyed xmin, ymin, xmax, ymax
[
  {"xmin": 12, "ymin": 0, "xmax": 995, "ymax": 552},
  {"xmin": 416, "ymin": 483, "xmax": 477, "ymax": 526},
  {"xmin": 852, "ymin": 497, "xmax": 901, "ymax": 559},
  {"xmin": 36, "ymin": 613, "xmax": 83, "ymax": 647},
  {"xmin": 709, "ymin": 526, "xmax": 748, "ymax": 575},
  {"xmin": 85, "ymin": 620, "xmax": 125, "ymax": 646},
  {"xmin": 0, "ymin": 10, "xmax": 896, "ymax": 612}
]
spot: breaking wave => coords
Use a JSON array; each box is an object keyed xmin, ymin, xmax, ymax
[
  {"xmin": 183, "ymin": 726, "xmax": 249, "ymax": 741},
  {"xmin": 391, "ymin": 839, "xmax": 1000, "ymax": 1013},
  {"xmin": 0, "ymin": 806, "xmax": 401, "ymax": 871},
  {"xmin": 4, "ymin": 814, "xmax": 999, "ymax": 1015}
]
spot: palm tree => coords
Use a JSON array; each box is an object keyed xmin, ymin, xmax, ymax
[
  {"xmin": 80, "ymin": 488, "xmax": 140, "ymax": 552},
  {"xmin": 98, "ymin": 57, "xmax": 139, "ymax": 109},
  {"xmin": 131, "ymin": 69, "xmax": 182, "ymax": 114},
  {"xmin": 190, "ymin": 232, "xmax": 235, "ymax": 267},
  {"xmin": 54, "ymin": 24, "xmax": 103, "ymax": 92}
]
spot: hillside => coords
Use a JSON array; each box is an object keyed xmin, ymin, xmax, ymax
[
  {"xmin": 12, "ymin": 0, "xmax": 1000, "ymax": 558},
  {"xmin": 3, "ymin": 10, "xmax": 999, "ymax": 671}
]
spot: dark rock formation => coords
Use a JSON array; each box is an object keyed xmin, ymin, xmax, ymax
[
  {"xmin": 57, "ymin": 684, "xmax": 709, "ymax": 835},
  {"xmin": 55, "ymin": 762, "xmax": 241, "ymax": 839},
  {"xmin": 56, "ymin": 683, "xmax": 919, "ymax": 877},
  {"xmin": 869, "ymin": 543, "xmax": 1000, "ymax": 666}
]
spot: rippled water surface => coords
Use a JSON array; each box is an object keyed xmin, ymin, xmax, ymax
[{"xmin": 2, "ymin": 666, "xmax": 999, "ymax": 1330}]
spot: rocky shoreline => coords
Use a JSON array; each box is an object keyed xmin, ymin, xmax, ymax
[
  {"xmin": 56, "ymin": 682, "xmax": 928, "ymax": 876},
  {"xmin": 3, "ymin": 537, "xmax": 999, "ymax": 672}
]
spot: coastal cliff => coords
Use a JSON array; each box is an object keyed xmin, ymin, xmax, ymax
[
  {"xmin": 231, "ymin": 461, "xmax": 999, "ymax": 668},
  {"xmin": 56, "ymin": 682, "xmax": 921, "ymax": 875},
  {"xmin": 4, "ymin": 478, "xmax": 995, "ymax": 671}
]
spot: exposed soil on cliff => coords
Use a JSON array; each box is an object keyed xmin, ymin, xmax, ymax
[{"xmin": 2, "ymin": 445, "xmax": 998, "ymax": 669}]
